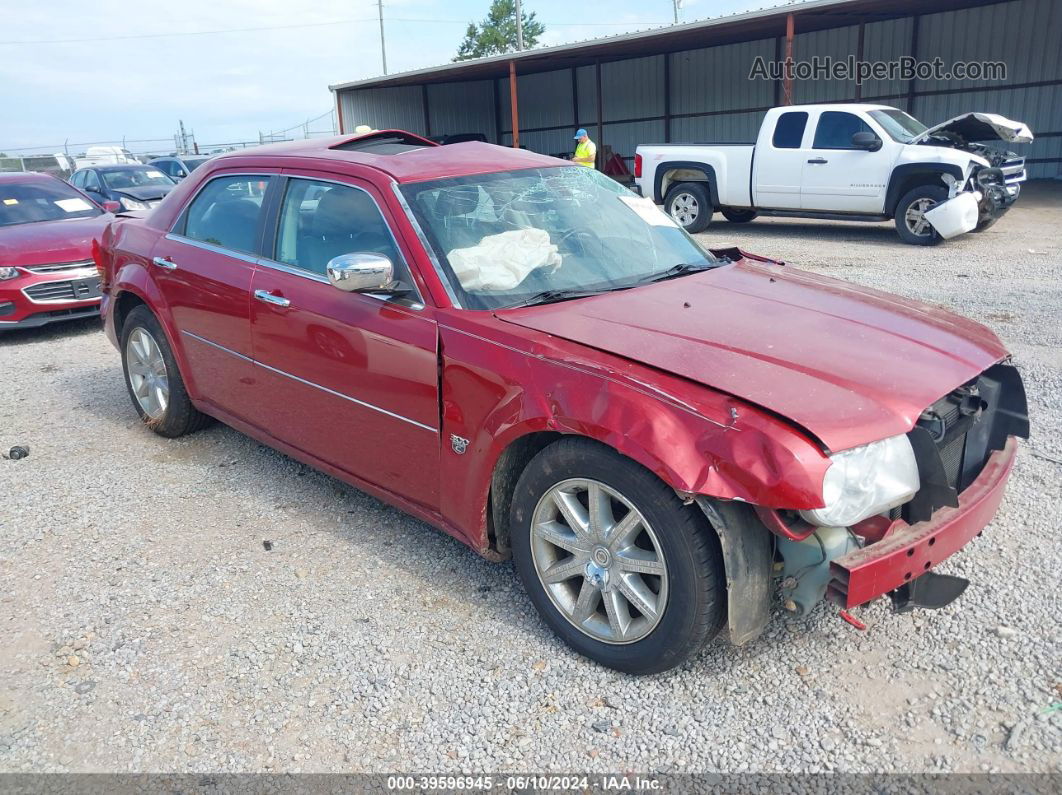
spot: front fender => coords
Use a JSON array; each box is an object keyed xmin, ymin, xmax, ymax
[{"xmin": 437, "ymin": 317, "xmax": 830, "ymax": 553}]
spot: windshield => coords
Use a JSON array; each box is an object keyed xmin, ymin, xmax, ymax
[
  {"xmin": 0, "ymin": 179, "xmax": 102, "ymax": 227},
  {"xmin": 101, "ymin": 167, "xmax": 173, "ymax": 190},
  {"xmin": 869, "ymin": 109, "xmax": 929, "ymax": 143},
  {"xmin": 400, "ymin": 166, "xmax": 719, "ymax": 310}
]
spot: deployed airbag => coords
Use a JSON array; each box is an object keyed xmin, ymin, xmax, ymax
[{"xmin": 448, "ymin": 229, "xmax": 562, "ymax": 291}]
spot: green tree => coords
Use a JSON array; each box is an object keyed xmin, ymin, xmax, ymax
[{"xmin": 454, "ymin": 0, "xmax": 545, "ymax": 61}]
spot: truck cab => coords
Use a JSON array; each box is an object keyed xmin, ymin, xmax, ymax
[{"xmin": 635, "ymin": 104, "xmax": 1030, "ymax": 245}]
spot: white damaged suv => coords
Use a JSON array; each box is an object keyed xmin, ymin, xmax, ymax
[{"xmin": 634, "ymin": 104, "xmax": 1032, "ymax": 245}]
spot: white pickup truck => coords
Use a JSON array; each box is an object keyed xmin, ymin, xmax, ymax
[{"xmin": 634, "ymin": 104, "xmax": 1032, "ymax": 245}]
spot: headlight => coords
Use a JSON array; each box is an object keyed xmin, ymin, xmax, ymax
[
  {"xmin": 0, "ymin": 266, "xmax": 20, "ymax": 280},
  {"xmin": 120, "ymin": 197, "xmax": 151, "ymax": 210},
  {"xmin": 801, "ymin": 434, "xmax": 919, "ymax": 527}
]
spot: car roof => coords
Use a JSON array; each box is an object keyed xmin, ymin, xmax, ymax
[
  {"xmin": 205, "ymin": 130, "xmax": 568, "ymax": 183},
  {"xmin": 81, "ymin": 163, "xmax": 154, "ymax": 171},
  {"xmin": 0, "ymin": 171, "xmax": 63, "ymax": 184}
]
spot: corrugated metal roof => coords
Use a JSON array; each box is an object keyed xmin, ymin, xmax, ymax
[{"xmin": 330, "ymin": 0, "xmax": 1004, "ymax": 92}]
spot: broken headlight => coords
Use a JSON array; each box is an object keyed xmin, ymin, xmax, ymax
[{"xmin": 801, "ymin": 434, "xmax": 919, "ymax": 527}]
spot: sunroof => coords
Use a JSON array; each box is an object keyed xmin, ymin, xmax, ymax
[{"xmin": 330, "ymin": 132, "xmax": 436, "ymax": 155}]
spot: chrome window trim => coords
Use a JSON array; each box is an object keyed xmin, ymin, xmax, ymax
[
  {"xmin": 274, "ymin": 174, "xmax": 426, "ymax": 308},
  {"xmin": 390, "ymin": 181, "xmax": 463, "ymax": 309},
  {"xmin": 181, "ymin": 330, "xmax": 438, "ymax": 433},
  {"xmin": 164, "ymin": 233, "xmax": 260, "ymax": 265}
]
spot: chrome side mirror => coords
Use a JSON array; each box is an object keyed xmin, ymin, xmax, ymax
[{"xmin": 326, "ymin": 252, "xmax": 395, "ymax": 293}]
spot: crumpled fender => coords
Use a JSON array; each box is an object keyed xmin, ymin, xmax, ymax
[{"xmin": 437, "ymin": 315, "xmax": 830, "ymax": 553}]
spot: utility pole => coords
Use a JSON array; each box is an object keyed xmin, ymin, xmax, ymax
[
  {"xmin": 378, "ymin": 0, "xmax": 388, "ymax": 74},
  {"xmin": 673, "ymin": 0, "xmax": 682, "ymax": 24},
  {"xmin": 515, "ymin": 0, "xmax": 524, "ymax": 51}
]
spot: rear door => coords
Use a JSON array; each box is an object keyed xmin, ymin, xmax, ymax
[
  {"xmin": 801, "ymin": 110, "xmax": 894, "ymax": 212},
  {"xmin": 248, "ymin": 170, "xmax": 441, "ymax": 507},
  {"xmin": 149, "ymin": 171, "xmax": 274, "ymax": 418},
  {"xmin": 752, "ymin": 110, "xmax": 809, "ymax": 209}
]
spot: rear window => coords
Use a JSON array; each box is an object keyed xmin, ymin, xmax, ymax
[
  {"xmin": 0, "ymin": 179, "xmax": 101, "ymax": 227},
  {"xmin": 182, "ymin": 175, "xmax": 271, "ymax": 254},
  {"xmin": 772, "ymin": 112, "xmax": 808, "ymax": 149}
]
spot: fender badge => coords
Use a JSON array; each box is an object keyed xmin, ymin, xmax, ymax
[{"xmin": 450, "ymin": 434, "xmax": 470, "ymax": 455}]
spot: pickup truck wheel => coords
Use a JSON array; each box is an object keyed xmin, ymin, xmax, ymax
[
  {"xmin": 721, "ymin": 208, "xmax": 758, "ymax": 223},
  {"xmin": 895, "ymin": 185, "xmax": 947, "ymax": 246},
  {"xmin": 511, "ymin": 438, "xmax": 726, "ymax": 674},
  {"xmin": 664, "ymin": 182, "xmax": 713, "ymax": 233},
  {"xmin": 121, "ymin": 305, "xmax": 211, "ymax": 438}
]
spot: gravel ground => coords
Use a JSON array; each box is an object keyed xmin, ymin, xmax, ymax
[{"xmin": 1, "ymin": 182, "xmax": 1060, "ymax": 775}]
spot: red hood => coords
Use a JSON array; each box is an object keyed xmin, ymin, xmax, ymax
[
  {"xmin": 498, "ymin": 261, "xmax": 1008, "ymax": 452},
  {"xmin": 0, "ymin": 215, "xmax": 109, "ymax": 267}
]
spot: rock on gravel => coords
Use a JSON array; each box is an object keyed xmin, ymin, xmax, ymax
[{"xmin": 1, "ymin": 183, "xmax": 1061, "ymax": 774}]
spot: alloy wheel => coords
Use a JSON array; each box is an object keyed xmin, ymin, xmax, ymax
[
  {"xmin": 125, "ymin": 327, "xmax": 170, "ymax": 420},
  {"xmin": 530, "ymin": 478, "xmax": 668, "ymax": 644},
  {"xmin": 669, "ymin": 192, "xmax": 700, "ymax": 227},
  {"xmin": 905, "ymin": 197, "xmax": 938, "ymax": 237}
]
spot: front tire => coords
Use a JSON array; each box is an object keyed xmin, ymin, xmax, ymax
[
  {"xmin": 121, "ymin": 305, "xmax": 211, "ymax": 438},
  {"xmin": 664, "ymin": 182, "xmax": 713, "ymax": 233},
  {"xmin": 511, "ymin": 438, "xmax": 726, "ymax": 674},
  {"xmin": 895, "ymin": 184, "xmax": 948, "ymax": 246}
]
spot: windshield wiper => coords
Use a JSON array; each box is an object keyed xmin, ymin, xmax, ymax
[
  {"xmin": 642, "ymin": 260, "xmax": 724, "ymax": 284},
  {"xmin": 504, "ymin": 288, "xmax": 611, "ymax": 309}
]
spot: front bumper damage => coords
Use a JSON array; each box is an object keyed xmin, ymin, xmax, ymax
[
  {"xmin": 828, "ymin": 436, "xmax": 1017, "ymax": 608},
  {"xmin": 926, "ymin": 165, "xmax": 1021, "ymax": 239}
]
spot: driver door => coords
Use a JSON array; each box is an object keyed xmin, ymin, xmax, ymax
[
  {"xmin": 248, "ymin": 171, "xmax": 441, "ymax": 508},
  {"xmin": 801, "ymin": 110, "xmax": 894, "ymax": 213}
]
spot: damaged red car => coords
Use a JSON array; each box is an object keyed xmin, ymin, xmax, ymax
[{"xmin": 95, "ymin": 131, "xmax": 1028, "ymax": 674}]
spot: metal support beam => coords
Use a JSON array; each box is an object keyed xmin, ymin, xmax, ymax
[
  {"xmin": 855, "ymin": 20, "xmax": 865, "ymax": 101},
  {"xmin": 509, "ymin": 61, "xmax": 520, "ymax": 148},
  {"xmin": 595, "ymin": 59, "xmax": 603, "ymax": 169},
  {"xmin": 663, "ymin": 54, "xmax": 671, "ymax": 143},
  {"xmin": 907, "ymin": 15, "xmax": 921, "ymax": 113},
  {"xmin": 421, "ymin": 84, "xmax": 431, "ymax": 138},
  {"xmin": 333, "ymin": 90, "xmax": 345, "ymax": 134},
  {"xmin": 571, "ymin": 67, "xmax": 579, "ymax": 129},
  {"xmin": 783, "ymin": 13, "xmax": 795, "ymax": 105},
  {"xmin": 492, "ymin": 78, "xmax": 502, "ymax": 145}
]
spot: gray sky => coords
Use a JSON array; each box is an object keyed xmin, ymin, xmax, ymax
[{"xmin": 0, "ymin": 0, "xmax": 766, "ymax": 154}]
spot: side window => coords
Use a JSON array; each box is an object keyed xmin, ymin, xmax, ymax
[
  {"xmin": 183, "ymin": 175, "xmax": 271, "ymax": 255},
  {"xmin": 772, "ymin": 112, "xmax": 809, "ymax": 149},
  {"xmin": 274, "ymin": 178, "xmax": 406, "ymax": 280},
  {"xmin": 70, "ymin": 171, "xmax": 85, "ymax": 188},
  {"xmin": 813, "ymin": 111, "xmax": 873, "ymax": 149},
  {"xmin": 83, "ymin": 171, "xmax": 102, "ymax": 192}
]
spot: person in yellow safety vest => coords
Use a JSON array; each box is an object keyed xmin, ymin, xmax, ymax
[{"xmin": 572, "ymin": 128, "xmax": 597, "ymax": 168}]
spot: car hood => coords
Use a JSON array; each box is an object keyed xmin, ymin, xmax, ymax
[
  {"xmin": 0, "ymin": 215, "xmax": 109, "ymax": 266},
  {"xmin": 497, "ymin": 261, "xmax": 1008, "ymax": 452},
  {"xmin": 113, "ymin": 185, "xmax": 172, "ymax": 201},
  {"xmin": 911, "ymin": 112, "xmax": 1033, "ymax": 145}
]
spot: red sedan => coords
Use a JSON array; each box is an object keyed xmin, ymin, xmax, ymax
[
  {"xmin": 95, "ymin": 131, "xmax": 1028, "ymax": 674},
  {"xmin": 0, "ymin": 172, "xmax": 115, "ymax": 331}
]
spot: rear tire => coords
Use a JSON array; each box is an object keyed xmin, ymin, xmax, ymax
[
  {"xmin": 121, "ymin": 305, "xmax": 211, "ymax": 438},
  {"xmin": 664, "ymin": 182, "xmax": 713, "ymax": 233},
  {"xmin": 510, "ymin": 437, "xmax": 726, "ymax": 674},
  {"xmin": 721, "ymin": 208, "xmax": 758, "ymax": 223},
  {"xmin": 895, "ymin": 184, "xmax": 948, "ymax": 246}
]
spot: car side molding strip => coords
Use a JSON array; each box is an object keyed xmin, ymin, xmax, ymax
[{"xmin": 181, "ymin": 330, "xmax": 438, "ymax": 433}]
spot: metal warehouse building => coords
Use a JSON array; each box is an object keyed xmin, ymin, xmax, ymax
[{"xmin": 330, "ymin": 0, "xmax": 1061, "ymax": 179}]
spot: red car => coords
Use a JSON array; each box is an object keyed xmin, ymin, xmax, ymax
[
  {"xmin": 96, "ymin": 131, "xmax": 1028, "ymax": 674},
  {"xmin": 0, "ymin": 172, "xmax": 117, "ymax": 331}
]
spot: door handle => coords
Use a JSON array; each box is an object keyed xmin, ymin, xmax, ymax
[
  {"xmin": 152, "ymin": 256, "xmax": 177, "ymax": 270},
  {"xmin": 254, "ymin": 289, "xmax": 291, "ymax": 308},
  {"xmin": 807, "ymin": 158, "xmax": 829, "ymax": 164}
]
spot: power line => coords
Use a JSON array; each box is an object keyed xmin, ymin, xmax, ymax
[{"xmin": 0, "ymin": 18, "xmax": 672, "ymax": 46}]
